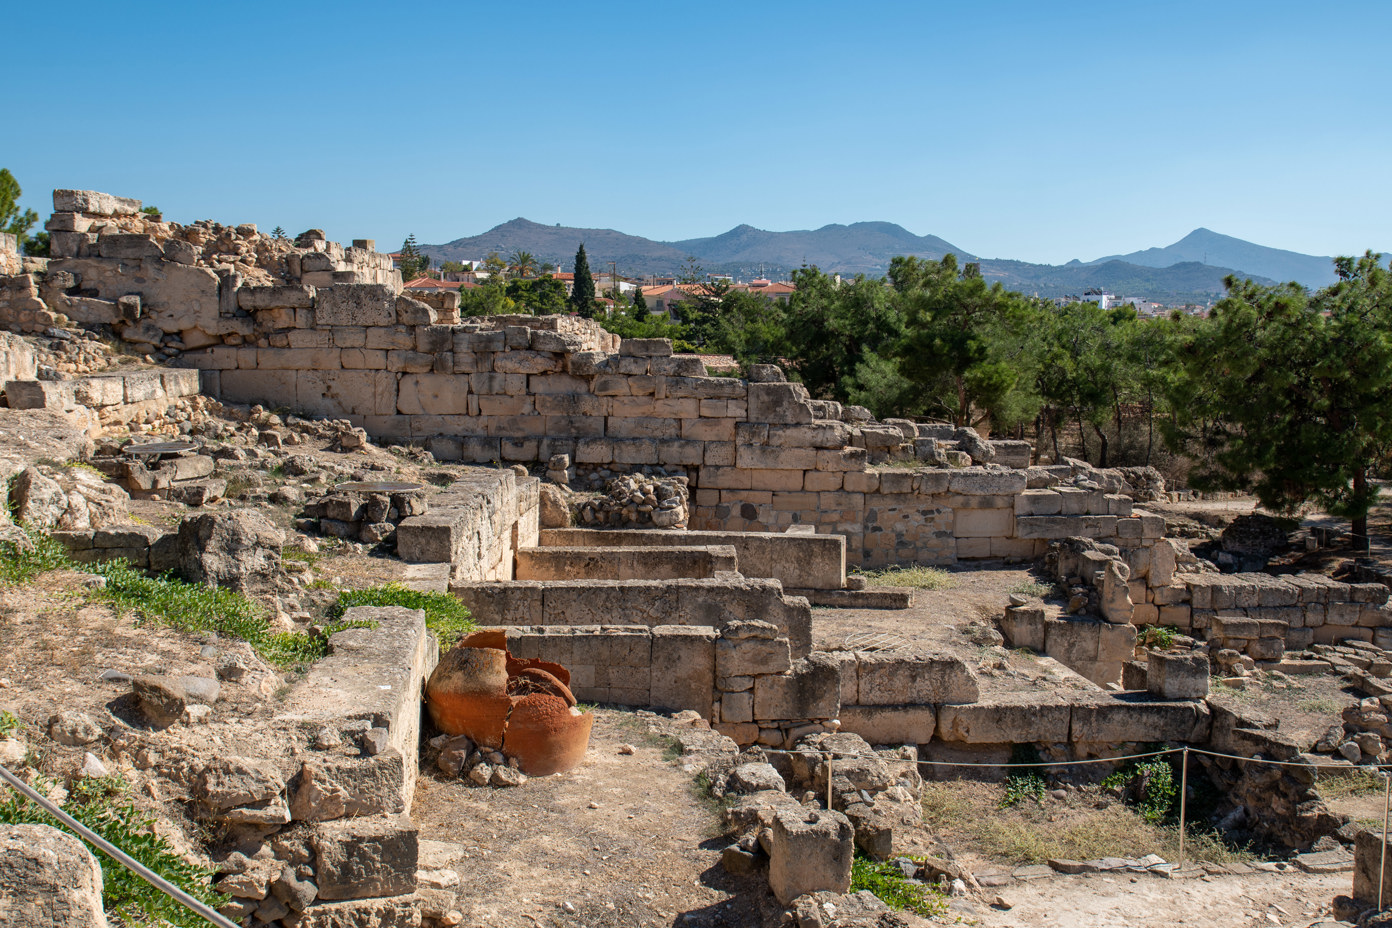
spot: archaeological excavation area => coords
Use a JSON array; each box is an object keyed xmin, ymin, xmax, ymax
[{"xmin": 4, "ymin": 191, "xmax": 1392, "ymax": 928}]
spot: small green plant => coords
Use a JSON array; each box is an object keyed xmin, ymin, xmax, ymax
[
  {"xmin": 1102, "ymin": 756, "xmax": 1177, "ymax": 824},
  {"xmin": 857, "ymin": 565, "xmax": 953, "ymax": 590},
  {"xmin": 280, "ymin": 546, "xmax": 322, "ymax": 567},
  {"xmin": 850, "ymin": 854, "xmax": 948, "ymax": 917},
  {"xmin": 1137, "ymin": 625, "xmax": 1179, "ymax": 650},
  {"xmin": 1009, "ymin": 580, "xmax": 1055, "ymax": 598},
  {"xmin": 1299, "ymin": 697, "xmax": 1345, "ymax": 715},
  {"xmin": 0, "ymin": 774, "xmax": 226, "ymax": 926},
  {"xmin": 1000, "ymin": 743, "xmax": 1047, "ymax": 809},
  {"xmin": 0, "ymin": 529, "xmax": 76, "ymax": 585},
  {"xmin": 329, "ymin": 584, "xmax": 474, "ymax": 654},
  {"xmin": 0, "ymin": 710, "xmax": 21, "ymax": 738}
]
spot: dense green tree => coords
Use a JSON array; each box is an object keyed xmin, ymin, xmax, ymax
[
  {"xmin": 482, "ymin": 252, "xmax": 508, "ymax": 280},
  {"xmin": 894, "ymin": 254, "xmax": 1040, "ymax": 428},
  {"xmin": 271, "ymin": 226, "xmax": 287, "ymax": 239},
  {"xmin": 599, "ymin": 304, "xmax": 695, "ymax": 351},
  {"xmin": 630, "ymin": 285, "xmax": 648, "ymax": 320},
  {"xmin": 458, "ymin": 278, "xmax": 516, "ymax": 316},
  {"xmin": 1165, "ymin": 253, "xmax": 1392, "ymax": 539},
  {"xmin": 506, "ymin": 276, "xmax": 568, "ymax": 314},
  {"xmin": 24, "ymin": 231, "xmax": 49, "ymax": 257},
  {"xmin": 569, "ymin": 244, "xmax": 596, "ymax": 317},
  {"xmin": 0, "ymin": 169, "xmax": 38, "ymax": 248}
]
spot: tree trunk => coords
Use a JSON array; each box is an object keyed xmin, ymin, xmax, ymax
[
  {"xmin": 1353, "ymin": 466, "xmax": 1370, "ymax": 550},
  {"xmin": 1077, "ymin": 411, "xmax": 1089, "ymax": 461},
  {"xmin": 1145, "ymin": 389, "xmax": 1155, "ymax": 465},
  {"xmin": 1093, "ymin": 423, "xmax": 1109, "ymax": 468}
]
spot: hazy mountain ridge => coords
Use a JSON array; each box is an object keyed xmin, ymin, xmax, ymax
[
  {"xmin": 422, "ymin": 220, "xmax": 1348, "ymax": 301},
  {"xmin": 1088, "ymin": 227, "xmax": 1341, "ymax": 288}
]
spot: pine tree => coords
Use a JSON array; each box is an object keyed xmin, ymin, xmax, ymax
[
  {"xmin": 569, "ymin": 243, "xmax": 596, "ymax": 318},
  {"xmin": 399, "ymin": 234, "xmax": 426, "ymax": 280},
  {"xmin": 271, "ymin": 226, "xmax": 287, "ymax": 240},
  {"xmin": 631, "ymin": 285, "xmax": 648, "ymax": 321}
]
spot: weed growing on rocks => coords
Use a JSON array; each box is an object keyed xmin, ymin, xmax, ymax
[
  {"xmin": 850, "ymin": 854, "xmax": 947, "ymax": 917},
  {"xmin": 0, "ymin": 530, "xmax": 74, "ymax": 585},
  {"xmin": 329, "ymin": 583, "xmax": 473, "ymax": 654}
]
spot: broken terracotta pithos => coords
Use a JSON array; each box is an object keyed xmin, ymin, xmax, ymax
[{"xmin": 425, "ymin": 630, "xmax": 593, "ymax": 776}]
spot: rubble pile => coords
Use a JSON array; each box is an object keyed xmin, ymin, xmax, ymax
[
  {"xmin": 302, "ymin": 481, "xmax": 429, "ymax": 546},
  {"xmin": 576, "ymin": 473, "xmax": 689, "ymax": 529}
]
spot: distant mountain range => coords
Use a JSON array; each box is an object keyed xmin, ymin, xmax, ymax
[{"xmin": 423, "ymin": 220, "xmax": 1377, "ymax": 304}]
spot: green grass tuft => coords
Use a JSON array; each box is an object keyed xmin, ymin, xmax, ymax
[
  {"xmin": 0, "ymin": 530, "xmax": 75, "ymax": 585},
  {"xmin": 0, "ymin": 774, "xmax": 226, "ymax": 926},
  {"xmin": 856, "ymin": 565, "xmax": 953, "ymax": 590},
  {"xmin": 329, "ymin": 583, "xmax": 474, "ymax": 655}
]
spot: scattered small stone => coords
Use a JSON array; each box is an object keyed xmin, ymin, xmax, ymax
[
  {"xmin": 81, "ymin": 751, "xmax": 108, "ymax": 778},
  {"xmin": 588, "ymin": 801, "xmax": 601, "ymax": 809},
  {"xmin": 48, "ymin": 711, "xmax": 102, "ymax": 746},
  {"xmin": 360, "ymin": 727, "xmax": 389, "ymax": 756},
  {"xmin": 617, "ymin": 743, "xmax": 635, "ymax": 755}
]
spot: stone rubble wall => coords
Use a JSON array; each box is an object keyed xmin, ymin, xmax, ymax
[
  {"xmin": 0, "ymin": 232, "xmax": 19, "ymax": 276},
  {"xmin": 1, "ymin": 191, "xmax": 1181, "ymax": 569}
]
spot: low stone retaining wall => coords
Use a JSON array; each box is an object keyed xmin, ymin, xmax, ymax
[
  {"xmin": 515, "ymin": 544, "xmax": 738, "ymax": 581},
  {"xmin": 453, "ymin": 576, "xmax": 814, "ymax": 658},
  {"xmin": 52, "ymin": 522, "xmax": 175, "ymax": 570},
  {"xmin": 538, "ymin": 526, "xmax": 847, "ymax": 590},
  {"xmin": 396, "ymin": 470, "xmax": 539, "ymax": 582},
  {"xmin": 5, "ymin": 368, "xmax": 201, "ymax": 433}
]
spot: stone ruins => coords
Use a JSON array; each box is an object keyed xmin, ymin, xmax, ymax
[{"xmin": 4, "ymin": 190, "xmax": 1392, "ymax": 926}]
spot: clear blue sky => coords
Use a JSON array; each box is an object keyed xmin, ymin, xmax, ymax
[{"xmin": 7, "ymin": 1, "xmax": 1388, "ymax": 265}]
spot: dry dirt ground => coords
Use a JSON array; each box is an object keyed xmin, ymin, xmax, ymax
[
  {"xmin": 974, "ymin": 869, "xmax": 1348, "ymax": 928},
  {"xmin": 413, "ymin": 709, "xmax": 773, "ymax": 928}
]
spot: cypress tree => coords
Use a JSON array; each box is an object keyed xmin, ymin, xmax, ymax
[
  {"xmin": 570, "ymin": 243, "xmax": 596, "ymax": 318},
  {"xmin": 631, "ymin": 285, "xmax": 648, "ymax": 320}
]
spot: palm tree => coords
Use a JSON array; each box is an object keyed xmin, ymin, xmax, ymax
[{"xmin": 509, "ymin": 250, "xmax": 537, "ymax": 280}]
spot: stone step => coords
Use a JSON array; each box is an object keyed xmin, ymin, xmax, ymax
[{"xmin": 787, "ymin": 587, "xmax": 913, "ymax": 610}]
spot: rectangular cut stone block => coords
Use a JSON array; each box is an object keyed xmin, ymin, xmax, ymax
[
  {"xmin": 716, "ymin": 637, "xmax": 791, "ymax": 677},
  {"xmin": 397, "ymin": 374, "xmax": 468, "ymax": 415},
  {"xmin": 837, "ymin": 705, "xmax": 937, "ymax": 745},
  {"xmin": 1070, "ymin": 696, "xmax": 1211, "ymax": 743},
  {"xmin": 753, "ymin": 655, "xmax": 840, "ymax": 720},
  {"xmin": 311, "ymin": 813, "xmax": 418, "ymax": 901},
  {"xmin": 315, "ymin": 284, "xmax": 396, "ymax": 327},
  {"xmin": 1000, "ymin": 605, "xmax": 1045, "ymax": 651},
  {"xmin": 747, "ymin": 382, "xmax": 814, "ymax": 425},
  {"xmin": 1146, "ymin": 651, "xmax": 1210, "ymax": 699},
  {"xmin": 952, "ymin": 507, "xmax": 1013, "ymax": 538},
  {"xmin": 1015, "ymin": 515, "xmax": 1118, "ymax": 539},
  {"xmin": 650, "ymin": 626, "xmax": 717, "ymax": 715},
  {"xmin": 1015, "ymin": 489, "xmax": 1062, "ymax": 515},
  {"xmin": 855, "ymin": 653, "xmax": 978, "ymax": 705},
  {"xmin": 1355, "ymin": 830, "xmax": 1392, "ymax": 905},
  {"xmin": 937, "ymin": 698, "xmax": 1072, "ymax": 743}
]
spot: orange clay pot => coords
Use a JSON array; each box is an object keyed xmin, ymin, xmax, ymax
[{"xmin": 425, "ymin": 633, "xmax": 593, "ymax": 776}]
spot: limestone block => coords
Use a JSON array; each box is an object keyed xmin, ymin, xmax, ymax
[
  {"xmin": 937, "ymin": 699, "xmax": 1072, "ymax": 743},
  {"xmin": 608, "ymin": 416, "xmax": 679, "ymax": 441},
  {"xmin": 1015, "ymin": 515, "xmax": 1118, "ymax": 539},
  {"xmin": 766, "ymin": 807, "xmax": 854, "ymax": 905},
  {"xmin": 296, "ymin": 371, "xmax": 395, "ymax": 418},
  {"xmin": 1146, "ymin": 652, "xmax": 1209, "ymax": 700},
  {"xmin": 947, "ymin": 469, "xmax": 1027, "ymax": 496},
  {"xmin": 837, "ymin": 705, "xmax": 936, "ymax": 745},
  {"xmin": 1015, "ymin": 489, "xmax": 1062, "ymax": 515},
  {"xmin": 748, "ymin": 382, "xmax": 814, "ymax": 425},
  {"xmin": 311, "ymin": 813, "xmax": 418, "ymax": 901},
  {"xmin": 753, "ymin": 654, "xmax": 841, "ymax": 720},
  {"xmin": 54, "ymin": 189, "xmax": 141, "ymax": 215},
  {"xmin": 855, "ymin": 653, "xmax": 978, "ymax": 706},
  {"xmin": 1044, "ymin": 617, "xmax": 1099, "ymax": 664},
  {"xmin": 0, "ymin": 824, "xmax": 108, "ymax": 928},
  {"xmin": 1069, "ymin": 696, "xmax": 1210, "ymax": 743},
  {"xmin": 397, "ymin": 374, "xmax": 468, "ymax": 416},
  {"xmin": 238, "ymin": 285, "xmax": 315, "ymax": 310},
  {"xmin": 682, "ymin": 417, "xmax": 737, "ymax": 442},
  {"xmin": 716, "ymin": 637, "xmax": 792, "ymax": 677},
  {"xmin": 1355, "ymin": 831, "xmax": 1392, "ymax": 905},
  {"xmin": 737, "ymin": 444, "xmax": 818, "ymax": 471},
  {"xmin": 651, "ymin": 626, "xmax": 717, "ymax": 714},
  {"xmin": 952, "ymin": 507, "xmax": 1013, "ymax": 538},
  {"xmin": 816, "ymin": 448, "xmax": 868, "ymax": 472},
  {"xmin": 315, "ymin": 284, "xmax": 396, "ymax": 327},
  {"xmin": 1098, "ymin": 622, "xmax": 1138, "ymax": 662},
  {"xmin": 999, "ymin": 605, "xmax": 1045, "ymax": 651},
  {"xmin": 619, "ymin": 337, "xmax": 673, "ymax": 358},
  {"xmin": 494, "ymin": 351, "xmax": 560, "ymax": 375}
]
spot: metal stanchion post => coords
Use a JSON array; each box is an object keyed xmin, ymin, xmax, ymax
[
  {"xmin": 1178, "ymin": 747, "xmax": 1189, "ymax": 871},
  {"xmin": 826, "ymin": 754, "xmax": 833, "ymax": 810},
  {"xmin": 1379, "ymin": 770, "xmax": 1390, "ymax": 913}
]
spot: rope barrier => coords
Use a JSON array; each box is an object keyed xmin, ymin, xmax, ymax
[{"xmin": 0, "ymin": 763, "xmax": 238, "ymax": 928}]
